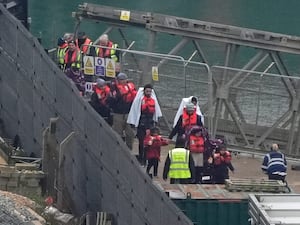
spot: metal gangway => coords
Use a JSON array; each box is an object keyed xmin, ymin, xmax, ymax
[{"xmin": 73, "ymin": 3, "xmax": 300, "ymax": 156}]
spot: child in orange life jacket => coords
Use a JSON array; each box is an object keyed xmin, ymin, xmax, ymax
[
  {"xmin": 212, "ymin": 144, "xmax": 234, "ymax": 184},
  {"xmin": 186, "ymin": 126, "xmax": 208, "ymax": 183},
  {"xmin": 144, "ymin": 127, "xmax": 169, "ymax": 178}
]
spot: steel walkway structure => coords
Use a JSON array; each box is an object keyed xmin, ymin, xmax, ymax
[{"xmin": 73, "ymin": 3, "xmax": 300, "ymax": 156}]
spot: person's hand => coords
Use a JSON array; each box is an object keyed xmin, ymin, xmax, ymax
[{"xmin": 207, "ymin": 157, "xmax": 213, "ymax": 164}]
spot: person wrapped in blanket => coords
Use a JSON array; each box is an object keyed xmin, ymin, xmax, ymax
[{"xmin": 169, "ymin": 101, "xmax": 203, "ymax": 147}]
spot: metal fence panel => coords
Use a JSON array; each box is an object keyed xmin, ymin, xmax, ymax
[{"xmin": 211, "ymin": 66, "xmax": 300, "ymax": 155}]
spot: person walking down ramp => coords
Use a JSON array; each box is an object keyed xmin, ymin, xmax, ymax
[
  {"xmin": 109, "ymin": 73, "xmax": 137, "ymax": 149},
  {"xmin": 89, "ymin": 78, "xmax": 113, "ymax": 125},
  {"xmin": 212, "ymin": 144, "xmax": 234, "ymax": 184},
  {"xmin": 163, "ymin": 138, "xmax": 195, "ymax": 184},
  {"xmin": 169, "ymin": 103, "xmax": 203, "ymax": 147},
  {"xmin": 127, "ymin": 84, "xmax": 162, "ymax": 165},
  {"xmin": 144, "ymin": 127, "xmax": 168, "ymax": 178}
]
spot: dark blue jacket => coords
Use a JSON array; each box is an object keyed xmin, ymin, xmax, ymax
[{"xmin": 261, "ymin": 150, "xmax": 287, "ymax": 176}]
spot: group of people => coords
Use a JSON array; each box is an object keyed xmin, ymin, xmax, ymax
[
  {"xmin": 56, "ymin": 31, "xmax": 120, "ymax": 94},
  {"xmin": 87, "ymin": 70, "xmax": 236, "ymax": 184},
  {"xmin": 55, "ymin": 31, "xmax": 288, "ymax": 186},
  {"xmin": 162, "ymin": 98, "xmax": 235, "ymax": 184}
]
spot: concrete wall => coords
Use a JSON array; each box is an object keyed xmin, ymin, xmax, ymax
[{"xmin": 0, "ymin": 5, "xmax": 193, "ymax": 225}]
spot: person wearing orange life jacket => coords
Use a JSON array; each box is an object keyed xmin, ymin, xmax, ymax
[
  {"xmin": 75, "ymin": 31, "xmax": 93, "ymax": 55},
  {"xmin": 144, "ymin": 127, "xmax": 168, "ymax": 178},
  {"xmin": 56, "ymin": 37, "xmax": 68, "ymax": 70},
  {"xmin": 63, "ymin": 40, "xmax": 81, "ymax": 71},
  {"xmin": 127, "ymin": 84, "xmax": 163, "ymax": 165},
  {"xmin": 96, "ymin": 34, "xmax": 119, "ymax": 62},
  {"xmin": 57, "ymin": 33, "xmax": 74, "ymax": 70},
  {"xmin": 186, "ymin": 126, "xmax": 209, "ymax": 183},
  {"xmin": 63, "ymin": 40, "xmax": 85, "ymax": 94},
  {"xmin": 212, "ymin": 144, "xmax": 234, "ymax": 184},
  {"xmin": 108, "ymin": 73, "xmax": 137, "ymax": 149},
  {"xmin": 136, "ymin": 84, "xmax": 157, "ymax": 165},
  {"xmin": 169, "ymin": 103, "xmax": 203, "ymax": 147},
  {"xmin": 89, "ymin": 78, "xmax": 113, "ymax": 126}
]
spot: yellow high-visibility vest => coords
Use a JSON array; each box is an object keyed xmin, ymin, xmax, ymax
[{"xmin": 168, "ymin": 148, "xmax": 191, "ymax": 179}]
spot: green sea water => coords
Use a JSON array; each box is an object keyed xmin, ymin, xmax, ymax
[
  {"xmin": 28, "ymin": 0, "xmax": 300, "ymax": 73},
  {"xmin": 29, "ymin": 0, "xmax": 300, "ymax": 48}
]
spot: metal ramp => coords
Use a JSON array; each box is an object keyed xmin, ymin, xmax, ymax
[{"xmin": 72, "ymin": 3, "xmax": 300, "ymax": 156}]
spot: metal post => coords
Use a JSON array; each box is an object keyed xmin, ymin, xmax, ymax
[
  {"xmin": 42, "ymin": 117, "xmax": 59, "ymax": 198},
  {"xmin": 57, "ymin": 131, "xmax": 75, "ymax": 211},
  {"xmin": 254, "ymin": 62, "xmax": 275, "ymax": 146}
]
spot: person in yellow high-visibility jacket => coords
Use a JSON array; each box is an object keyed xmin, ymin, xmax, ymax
[{"xmin": 163, "ymin": 138, "xmax": 195, "ymax": 184}]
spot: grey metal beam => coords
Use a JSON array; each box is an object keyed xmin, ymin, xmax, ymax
[
  {"xmin": 223, "ymin": 99, "xmax": 250, "ymax": 146},
  {"xmin": 270, "ymin": 52, "xmax": 296, "ymax": 98},
  {"xmin": 212, "ymin": 98, "xmax": 222, "ymax": 138},
  {"xmin": 117, "ymin": 28, "xmax": 130, "ymax": 48},
  {"xmin": 254, "ymin": 109, "xmax": 292, "ymax": 148},
  {"xmin": 295, "ymin": 112, "xmax": 300, "ymax": 155},
  {"xmin": 287, "ymin": 110, "xmax": 297, "ymax": 155},
  {"xmin": 148, "ymin": 23, "xmax": 300, "ymax": 55},
  {"xmin": 230, "ymin": 91, "xmax": 246, "ymax": 123},
  {"xmin": 192, "ymin": 40, "xmax": 208, "ymax": 64},
  {"xmin": 295, "ymin": 81, "xmax": 300, "ymax": 155},
  {"xmin": 234, "ymin": 53, "xmax": 269, "ymax": 87},
  {"xmin": 75, "ymin": 3, "xmax": 300, "ymax": 54},
  {"xmin": 142, "ymin": 30, "xmax": 157, "ymax": 85},
  {"xmin": 227, "ymin": 51, "xmax": 267, "ymax": 87},
  {"xmin": 157, "ymin": 37, "xmax": 189, "ymax": 67}
]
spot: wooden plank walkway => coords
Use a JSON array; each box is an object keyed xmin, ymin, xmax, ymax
[{"xmin": 225, "ymin": 178, "xmax": 287, "ymax": 193}]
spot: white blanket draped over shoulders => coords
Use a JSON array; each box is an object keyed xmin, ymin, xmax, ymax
[
  {"xmin": 127, "ymin": 87, "xmax": 162, "ymax": 127},
  {"xmin": 173, "ymin": 96, "xmax": 204, "ymax": 127}
]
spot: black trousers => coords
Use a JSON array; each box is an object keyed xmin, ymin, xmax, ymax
[
  {"xmin": 170, "ymin": 178, "xmax": 193, "ymax": 184},
  {"xmin": 146, "ymin": 158, "xmax": 159, "ymax": 176},
  {"xmin": 136, "ymin": 127, "xmax": 147, "ymax": 165}
]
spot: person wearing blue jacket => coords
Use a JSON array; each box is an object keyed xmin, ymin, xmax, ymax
[{"xmin": 261, "ymin": 143, "xmax": 287, "ymax": 181}]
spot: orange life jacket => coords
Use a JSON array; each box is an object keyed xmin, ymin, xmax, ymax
[
  {"xmin": 189, "ymin": 134, "xmax": 205, "ymax": 153},
  {"xmin": 116, "ymin": 82, "xmax": 137, "ymax": 103},
  {"xmin": 182, "ymin": 108, "xmax": 197, "ymax": 128},
  {"xmin": 141, "ymin": 96, "xmax": 155, "ymax": 114},
  {"xmin": 98, "ymin": 41, "xmax": 113, "ymax": 58},
  {"xmin": 64, "ymin": 48, "xmax": 81, "ymax": 69},
  {"xmin": 94, "ymin": 85, "xmax": 110, "ymax": 105},
  {"xmin": 76, "ymin": 38, "xmax": 92, "ymax": 54}
]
